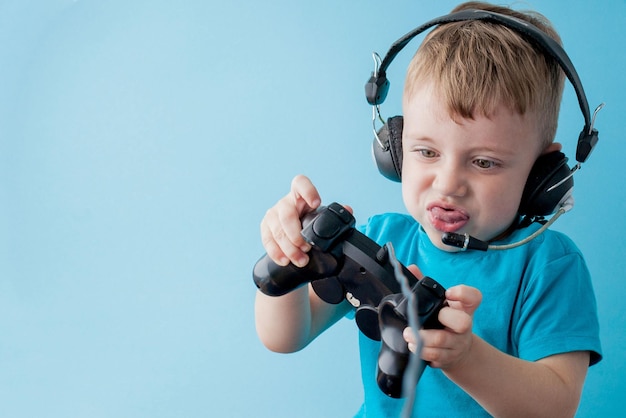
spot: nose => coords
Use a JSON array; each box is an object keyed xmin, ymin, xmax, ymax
[{"xmin": 432, "ymin": 160, "xmax": 467, "ymax": 197}]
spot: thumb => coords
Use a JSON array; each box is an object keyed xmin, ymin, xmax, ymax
[
  {"xmin": 407, "ymin": 264, "xmax": 424, "ymax": 280},
  {"xmin": 445, "ymin": 285, "xmax": 482, "ymax": 316}
]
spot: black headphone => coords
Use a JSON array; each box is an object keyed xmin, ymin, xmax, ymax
[{"xmin": 365, "ymin": 9, "xmax": 601, "ymax": 219}]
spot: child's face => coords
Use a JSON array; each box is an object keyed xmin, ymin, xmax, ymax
[{"xmin": 401, "ymin": 83, "xmax": 544, "ymax": 251}]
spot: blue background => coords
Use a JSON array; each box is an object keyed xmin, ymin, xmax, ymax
[{"xmin": 1, "ymin": 1, "xmax": 624, "ymax": 416}]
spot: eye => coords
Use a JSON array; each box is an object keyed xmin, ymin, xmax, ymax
[
  {"xmin": 473, "ymin": 158, "xmax": 499, "ymax": 169},
  {"xmin": 417, "ymin": 148, "xmax": 438, "ymax": 159}
]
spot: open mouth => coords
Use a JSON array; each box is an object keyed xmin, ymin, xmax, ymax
[{"xmin": 428, "ymin": 205, "xmax": 469, "ymax": 233}]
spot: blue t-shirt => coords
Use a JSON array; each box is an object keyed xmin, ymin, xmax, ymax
[{"xmin": 353, "ymin": 213, "xmax": 602, "ymax": 417}]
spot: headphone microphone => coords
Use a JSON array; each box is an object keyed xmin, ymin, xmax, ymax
[
  {"xmin": 364, "ymin": 9, "xmax": 604, "ymax": 251},
  {"xmin": 441, "ymin": 202, "xmax": 570, "ymax": 251}
]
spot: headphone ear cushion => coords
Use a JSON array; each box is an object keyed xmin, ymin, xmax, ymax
[
  {"xmin": 520, "ymin": 151, "xmax": 572, "ymax": 217},
  {"xmin": 372, "ymin": 116, "xmax": 404, "ymax": 182}
]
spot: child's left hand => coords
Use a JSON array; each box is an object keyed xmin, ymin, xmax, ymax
[{"xmin": 404, "ymin": 284, "xmax": 482, "ymax": 372}]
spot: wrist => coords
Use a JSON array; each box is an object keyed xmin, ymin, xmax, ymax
[{"xmin": 442, "ymin": 333, "xmax": 479, "ymax": 377}]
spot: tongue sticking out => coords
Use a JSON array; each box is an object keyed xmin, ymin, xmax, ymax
[{"xmin": 429, "ymin": 206, "xmax": 469, "ymax": 233}]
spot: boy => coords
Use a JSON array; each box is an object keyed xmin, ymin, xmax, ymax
[{"xmin": 255, "ymin": 2, "xmax": 602, "ymax": 416}]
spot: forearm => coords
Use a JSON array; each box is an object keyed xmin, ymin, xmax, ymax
[
  {"xmin": 254, "ymin": 284, "xmax": 350, "ymax": 353},
  {"xmin": 443, "ymin": 335, "xmax": 588, "ymax": 418},
  {"xmin": 255, "ymin": 286, "xmax": 312, "ymax": 353}
]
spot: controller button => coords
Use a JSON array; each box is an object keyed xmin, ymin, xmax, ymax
[
  {"xmin": 312, "ymin": 214, "xmax": 342, "ymax": 239},
  {"xmin": 420, "ymin": 277, "xmax": 446, "ymax": 298},
  {"xmin": 355, "ymin": 304, "xmax": 381, "ymax": 341},
  {"xmin": 346, "ymin": 292, "xmax": 361, "ymax": 307},
  {"xmin": 328, "ymin": 203, "xmax": 353, "ymax": 224}
]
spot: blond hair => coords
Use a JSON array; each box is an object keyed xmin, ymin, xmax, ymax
[{"xmin": 404, "ymin": 1, "xmax": 565, "ymax": 147}]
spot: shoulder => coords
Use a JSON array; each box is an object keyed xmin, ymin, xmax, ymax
[
  {"xmin": 523, "ymin": 227, "xmax": 585, "ymax": 267},
  {"xmin": 510, "ymin": 228, "xmax": 601, "ymax": 365},
  {"xmin": 515, "ymin": 227, "xmax": 592, "ymax": 310}
]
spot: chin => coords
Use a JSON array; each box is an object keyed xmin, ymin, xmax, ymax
[
  {"xmin": 435, "ymin": 240, "xmax": 465, "ymax": 253},
  {"xmin": 425, "ymin": 228, "xmax": 464, "ymax": 252}
]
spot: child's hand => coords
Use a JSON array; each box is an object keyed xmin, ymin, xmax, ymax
[
  {"xmin": 259, "ymin": 175, "xmax": 325, "ymax": 268},
  {"xmin": 404, "ymin": 285, "xmax": 482, "ymax": 372}
]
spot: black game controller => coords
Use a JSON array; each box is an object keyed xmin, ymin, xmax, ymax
[{"xmin": 253, "ymin": 203, "xmax": 447, "ymax": 398}]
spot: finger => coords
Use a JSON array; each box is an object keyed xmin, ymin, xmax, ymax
[
  {"xmin": 276, "ymin": 196, "xmax": 310, "ymax": 252},
  {"xmin": 403, "ymin": 327, "xmax": 416, "ymax": 344},
  {"xmin": 290, "ymin": 175, "xmax": 321, "ymax": 213},
  {"xmin": 420, "ymin": 346, "xmax": 451, "ymax": 368},
  {"xmin": 437, "ymin": 307, "xmax": 473, "ymax": 334},
  {"xmin": 418, "ymin": 329, "xmax": 452, "ymax": 364},
  {"xmin": 272, "ymin": 210, "xmax": 312, "ymax": 268},
  {"xmin": 407, "ymin": 264, "xmax": 424, "ymax": 280},
  {"xmin": 283, "ymin": 175, "xmax": 323, "ymax": 251},
  {"xmin": 258, "ymin": 175, "xmax": 323, "ymax": 268},
  {"xmin": 419, "ymin": 328, "xmax": 450, "ymax": 350},
  {"xmin": 404, "ymin": 327, "xmax": 420, "ymax": 354},
  {"xmin": 419, "ymin": 329, "xmax": 473, "ymax": 370},
  {"xmin": 261, "ymin": 205, "xmax": 308, "ymax": 267},
  {"xmin": 260, "ymin": 210, "xmax": 293, "ymax": 266},
  {"xmin": 340, "ymin": 204, "xmax": 354, "ymax": 215},
  {"xmin": 445, "ymin": 285, "xmax": 482, "ymax": 316}
]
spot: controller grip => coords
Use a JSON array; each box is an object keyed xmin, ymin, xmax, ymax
[
  {"xmin": 376, "ymin": 277, "xmax": 446, "ymax": 398},
  {"xmin": 252, "ymin": 248, "xmax": 340, "ymax": 297}
]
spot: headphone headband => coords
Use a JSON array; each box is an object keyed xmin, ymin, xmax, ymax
[{"xmin": 364, "ymin": 9, "xmax": 600, "ymax": 162}]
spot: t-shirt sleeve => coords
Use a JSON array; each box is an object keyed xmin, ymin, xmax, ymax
[{"xmin": 513, "ymin": 249, "xmax": 602, "ymax": 365}]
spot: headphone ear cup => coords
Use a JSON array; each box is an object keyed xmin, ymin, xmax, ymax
[
  {"xmin": 519, "ymin": 151, "xmax": 573, "ymax": 217},
  {"xmin": 372, "ymin": 116, "xmax": 404, "ymax": 182}
]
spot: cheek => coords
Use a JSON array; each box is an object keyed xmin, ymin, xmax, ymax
[
  {"xmin": 483, "ymin": 177, "xmax": 526, "ymax": 219},
  {"xmin": 401, "ymin": 166, "xmax": 428, "ymax": 199},
  {"xmin": 400, "ymin": 179, "xmax": 415, "ymax": 209},
  {"xmin": 401, "ymin": 170, "xmax": 432, "ymax": 222}
]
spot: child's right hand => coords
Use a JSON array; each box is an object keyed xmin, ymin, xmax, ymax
[{"xmin": 260, "ymin": 175, "xmax": 323, "ymax": 268}]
